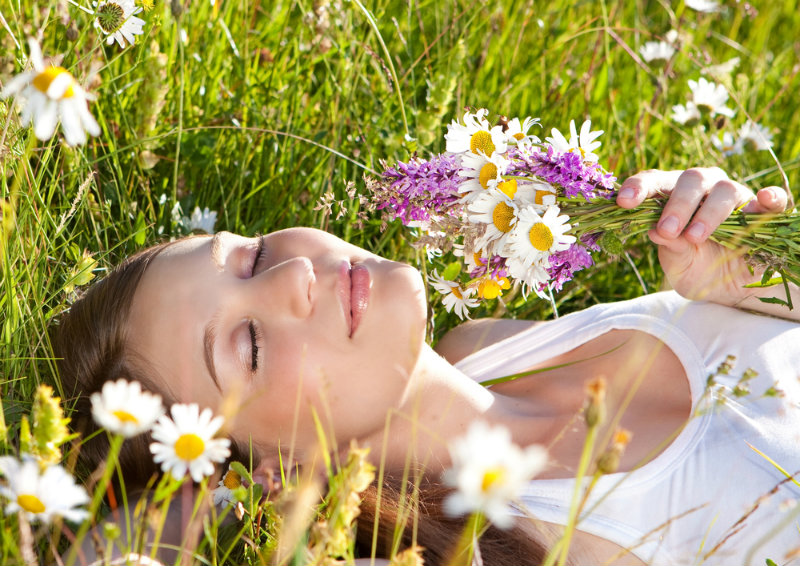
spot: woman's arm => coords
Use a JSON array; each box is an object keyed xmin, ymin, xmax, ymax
[{"xmin": 616, "ymin": 168, "xmax": 800, "ymax": 321}]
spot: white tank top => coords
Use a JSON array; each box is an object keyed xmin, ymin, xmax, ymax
[{"xmin": 455, "ymin": 291, "xmax": 800, "ymax": 565}]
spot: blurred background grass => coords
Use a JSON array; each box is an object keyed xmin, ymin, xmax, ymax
[{"xmin": 1, "ymin": 0, "xmax": 799, "ymax": 414}]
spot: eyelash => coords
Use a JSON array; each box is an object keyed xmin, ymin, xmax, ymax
[{"xmin": 249, "ymin": 236, "xmax": 266, "ymax": 372}]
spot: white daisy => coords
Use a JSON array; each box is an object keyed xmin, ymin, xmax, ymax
[
  {"xmin": 1, "ymin": 38, "xmax": 101, "ymax": 146},
  {"xmin": 185, "ymin": 206, "xmax": 218, "ymax": 233},
  {"xmin": 0, "ymin": 457, "xmax": 89, "ymax": 524},
  {"xmin": 505, "ymin": 257, "xmax": 551, "ymax": 297},
  {"xmin": 213, "ymin": 464, "xmax": 244, "ymax": 507},
  {"xmin": 545, "ymin": 119, "xmax": 603, "ymax": 162},
  {"xmin": 468, "ymin": 188, "xmax": 520, "ymax": 253},
  {"xmin": 514, "ymin": 180, "xmax": 557, "ymax": 209},
  {"xmin": 671, "ymin": 102, "xmax": 701, "ymax": 126},
  {"xmin": 91, "ymin": 379, "xmax": 164, "ymax": 438},
  {"xmin": 711, "ymin": 131, "xmax": 743, "ymax": 157},
  {"xmin": 445, "ymin": 108, "xmax": 508, "ymax": 157},
  {"xmin": 457, "ymin": 151, "xmax": 510, "ymax": 203},
  {"xmin": 508, "ymin": 206, "xmax": 575, "ymax": 268},
  {"xmin": 93, "ymin": 0, "xmax": 146, "ymax": 49},
  {"xmin": 429, "ymin": 270, "xmax": 479, "ymax": 319},
  {"xmin": 150, "ymin": 404, "xmax": 231, "ymax": 483},
  {"xmin": 639, "ymin": 41, "xmax": 675, "ymax": 64},
  {"xmin": 503, "ymin": 116, "xmax": 541, "ymax": 145},
  {"xmin": 685, "ymin": 0, "xmax": 722, "ymax": 13},
  {"xmin": 443, "ymin": 421, "xmax": 547, "ymax": 529},
  {"xmin": 738, "ymin": 121, "xmax": 773, "ymax": 151},
  {"xmin": 688, "ymin": 77, "xmax": 735, "ymax": 118}
]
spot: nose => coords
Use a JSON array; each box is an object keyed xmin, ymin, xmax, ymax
[{"xmin": 252, "ymin": 256, "xmax": 315, "ymax": 318}]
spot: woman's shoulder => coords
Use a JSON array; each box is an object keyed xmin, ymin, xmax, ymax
[{"xmin": 434, "ymin": 318, "xmax": 542, "ymax": 365}]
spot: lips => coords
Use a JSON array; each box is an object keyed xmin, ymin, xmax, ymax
[{"xmin": 338, "ymin": 261, "xmax": 371, "ymax": 337}]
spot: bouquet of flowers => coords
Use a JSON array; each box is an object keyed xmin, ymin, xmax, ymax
[{"xmin": 367, "ymin": 108, "xmax": 800, "ymax": 319}]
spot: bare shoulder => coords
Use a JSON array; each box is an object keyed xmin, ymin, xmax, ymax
[{"xmin": 434, "ymin": 318, "xmax": 541, "ymax": 364}]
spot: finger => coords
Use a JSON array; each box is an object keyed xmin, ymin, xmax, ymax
[
  {"xmin": 617, "ymin": 170, "xmax": 683, "ymax": 208},
  {"xmin": 647, "ymin": 228, "xmax": 693, "ymax": 254},
  {"xmin": 741, "ymin": 186, "xmax": 788, "ymax": 213},
  {"xmin": 682, "ymin": 179, "xmax": 742, "ymax": 244},
  {"xmin": 655, "ymin": 168, "xmax": 733, "ymax": 239}
]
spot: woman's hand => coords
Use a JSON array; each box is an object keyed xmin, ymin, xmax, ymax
[{"xmin": 615, "ymin": 168, "xmax": 795, "ymax": 314}]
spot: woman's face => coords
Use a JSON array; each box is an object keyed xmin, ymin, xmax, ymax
[{"xmin": 127, "ymin": 228, "xmax": 428, "ymax": 459}]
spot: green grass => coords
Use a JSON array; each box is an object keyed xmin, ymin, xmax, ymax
[{"xmin": 1, "ymin": 0, "xmax": 799, "ymax": 563}]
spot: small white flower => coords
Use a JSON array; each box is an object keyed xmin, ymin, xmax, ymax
[
  {"xmin": 505, "ymin": 257, "xmax": 551, "ymax": 298},
  {"xmin": 671, "ymin": 102, "xmax": 701, "ymax": 125},
  {"xmin": 685, "ymin": 0, "xmax": 722, "ymax": 13},
  {"xmin": 703, "ymin": 57, "xmax": 740, "ymax": 78},
  {"xmin": 457, "ymin": 151, "xmax": 510, "ymax": 203},
  {"xmin": 429, "ymin": 271, "xmax": 479, "ymax": 320},
  {"xmin": 508, "ymin": 206, "xmax": 575, "ymax": 268},
  {"xmin": 186, "ymin": 206, "xmax": 218, "ymax": 233},
  {"xmin": 93, "ymin": 0, "xmax": 145, "ymax": 49},
  {"xmin": 91, "ymin": 379, "xmax": 164, "ymax": 438},
  {"xmin": 468, "ymin": 188, "xmax": 520, "ymax": 253},
  {"xmin": 445, "ymin": 108, "xmax": 508, "ymax": 157},
  {"xmin": 738, "ymin": 121, "xmax": 773, "ymax": 151},
  {"xmin": 443, "ymin": 421, "xmax": 547, "ymax": 529},
  {"xmin": 0, "ymin": 457, "xmax": 89, "ymax": 524},
  {"xmin": 688, "ymin": 77, "xmax": 735, "ymax": 118},
  {"xmin": 711, "ymin": 131, "xmax": 743, "ymax": 157},
  {"xmin": 150, "ymin": 404, "xmax": 231, "ymax": 483},
  {"xmin": 503, "ymin": 116, "xmax": 541, "ymax": 145},
  {"xmin": 639, "ymin": 41, "xmax": 675, "ymax": 64},
  {"xmin": 545, "ymin": 119, "xmax": 603, "ymax": 162},
  {"xmin": 1, "ymin": 38, "xmax": 101, "ymax": 145},
  {"xmin": 213, "ymin": 465, "xmax": 244, "ymax": 507}
]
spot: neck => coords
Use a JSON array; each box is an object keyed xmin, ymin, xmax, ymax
[{"xmin": 363, "ymin": 344, "xmax": 553, "ymax": 473}]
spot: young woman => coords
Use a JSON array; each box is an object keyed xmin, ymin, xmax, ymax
[{"xmin": 55, "ymin": 168, "xmax": 800, "ymax": 565}]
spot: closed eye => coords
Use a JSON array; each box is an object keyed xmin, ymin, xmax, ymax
[{"xmin": 248, "ymin": 320, "xmax": 261, "ymax": 372}]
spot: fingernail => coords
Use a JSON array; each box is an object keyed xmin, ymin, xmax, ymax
[
  {"xmin": 618, "ymin": 187, "xmax": 636, "ymax": 200},
  {"xmin": 764, "ymin": 188, "xmax": 777, "ymax": 201},
  {"xmin": 659, "ymin": 215, "xmax": 680, "ymax": 235},
  {"xmin": 687, "ymin": 222, "xmax": 706, "ymax": 240}
]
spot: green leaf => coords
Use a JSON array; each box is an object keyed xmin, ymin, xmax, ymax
[
  {"xmin": 442, "ymin": 261, "xmax": 462, "ymax": 281},
  {"xmin": 757, "ymin": 296, "xmax": 790, "ymax": 306},
  {"xmin": 230, "ymin": 461, "xmax": 254, "ymax": 486}
]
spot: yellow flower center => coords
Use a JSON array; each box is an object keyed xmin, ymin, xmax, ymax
[
  {"xmin": 478, "ymin": 162, "xmax": 498, "ymax": 189},
  {"xmin": 450, "ymin": 286, "xmax": 463, "ymax": 299},
  {"xmin": 222, "ymin": 469, "xmax": 242, "ymax": 490},
  {"xmin": 480, "ymin": 467, "xmax": 507, "ymax": 493},
  {"xmin": 534, "ymin": 189, "xmax": 552, "ymax": 205},
  {"xmin": 513, "ymin": 132, "xmax": 525, "ymax": 140},
  {"xmin": 470, "ymin": 130, "xmax": 496, "ymax": 156},
  {"xmin": 479, "ymin": 279, "xmax": 501, "ymax": 299},
  {"xmin": 174, "ymin": 433, "xmax": 205, "ymax": 461},
  {"xmin": 473, "ymin": 252, "xmax": 484, "ymax": 265},
  {"xmin": 497, "ymin": 179, "xmax": 517, "ymax": 199},
  {"xmin": 528, "ymin": 222, "xmax": 555, "ymax": 251},
  {"xmin": 17, "ymin": 494, "xmax": 46, "ymax": 514},
  {"xmin": 32, "ymin": 67, "xmax": 75, "ymax": 98},
  {"xmin": 491, "ymin": 201, "xmax": 515, "ymax": 233},
  {"xmin": 112, "ymin": 410, "xmax": 139, "ymax": 424}
]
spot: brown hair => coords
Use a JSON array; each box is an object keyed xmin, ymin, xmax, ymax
[{"xmin": 52, "ymin": 238, "xmax": 551, "ymax": 565}]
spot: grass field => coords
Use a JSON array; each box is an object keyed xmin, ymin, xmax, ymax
[{"xmin": 1, "ymin": 0, "xmax": 799, "ymax": 563}]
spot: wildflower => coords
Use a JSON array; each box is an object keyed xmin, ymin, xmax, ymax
[
  {"xmin": 671, "ymin": 102, "xmax": 701, "ymax": 126},
  {"xmin": 213, "ymin": 464, "xmax": 243, "ymax": 507},
  {"xmin": 445, "ymin": 108, "xmax": 508, "ymax": 157},
  {"xmin": 507, "ymin": 206, "xmax": 576, "ymax": 269},
  {"xmin": 0, "ymin": 38, "xmax": 100, "ymax": 145},
  {"xmin": 503, "ymin": 116, "xmax": 541, "ymax": 145},
  {"xmin": 584, "ymin": 377, "xmax": 607, "ymax": 428},
  {"xmin": 19, "ymin": 385, "xmax": 73, "ymax": 469},
  {"xmin": 595, "ymin": 428, "xmax": 632, "ymax": 475},
  {"xmin": 545, "ymin": 119, "xmax": 604, "ymax": 163},
  {"xmin": 91, "ymin": 379, "xmax": 164, "ymax": 438},
  {"xmin": 711, "ymin": 131, "xmax": 743, "ymax": 157},
  {"xmin": 738, "ymin": 121, "xmax": 773, "ymax": 151},
  {"xmin": 150, "ymin": 404, "xmax": 231, "ymax": 482},
  {"xmin": 93, "ymin": 0, "xmax": 145, "ymax": 49},
  {"xmin": 0, "ymin": 457, "xmax": 89, "ymax": 524},
  {"xmin": 185, "ymin": 206, "xmax": 218, "ymax": 233},
  {"xmin": 430, "ymin": 270, "xmax": 479, "ymax": 319},
  {"xmin": 703, "ymin": 57, "xmax": 740, "ymax": 77},
  {"xmin": 685, "ymin": 0, "xmax": 722, "ymax": 12},
  {"xmin": 458, "ymin": 151, "xmax": 510, "ymax": 203},
  {"xmin": 688, "ymin": 77, "xmax": 735, "ymax": 118},
  {"xmin": 443, "ymin": 421, "xmax": 547, "ymax": 528},
  {"xmin": 545, "ymin": 242, "xmax": 594, "ymax": 293},
  {"xmin": 477, "ymin": 276, "xmax": 511, "ymax": 300},
  {"xmin": 468, "ymin": 188, "xmax": 520, "ymax": 252},
  {"xmin": 639, "ymin": 41, "xmax": 675, "ymax": 64}
]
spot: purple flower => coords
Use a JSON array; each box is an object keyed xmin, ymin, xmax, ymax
[
  {"xmin": 374, "ymin": 154, "xmax": 463, "ymax": 224},
  {"xmin": 545, "ymin": 243, "xmax": 595, "ymax": 292}
]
